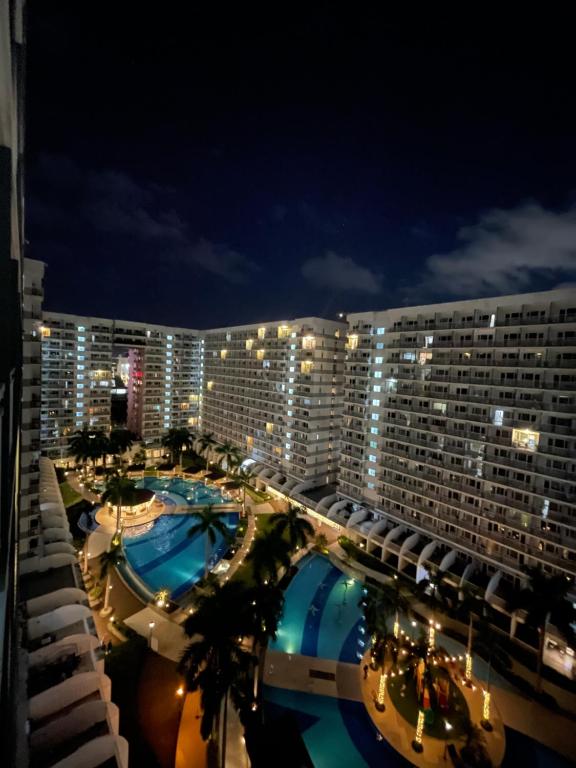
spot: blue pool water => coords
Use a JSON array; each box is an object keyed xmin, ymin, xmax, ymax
[
  {"xmin": 264, "ymin": 686, "xmax": 410, "ymax": 768},
  {"xmin": 123, "ymin": 512, "xmax": 238, "ymax": 598},
  {"xmin": 270, "ymin": 554, "xmax": 367, "ymax": 663},
  {"xmin": 136, "ymin": 476, "xmax": 227, "ymax": 506}
]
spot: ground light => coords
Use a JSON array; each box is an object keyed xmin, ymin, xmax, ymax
[
  {"xmin": 412, "ymin": 709, "xmax": 425, "ymax": 753},
  {"xmin": 375, "ymin": 671, "xmax": 387, "ymax": 712},
  {"xmin": 481, "ymin": 690, "xmax": 493, "ymax": 731}
]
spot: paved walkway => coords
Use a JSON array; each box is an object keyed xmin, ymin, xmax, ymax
[
  {"xmin": 175, "ymin": 691, "xmax": 207, "ymax": 768},
  {"xmin": 264, "ymin": 649, "xmax": 363, "ymax": 702}
]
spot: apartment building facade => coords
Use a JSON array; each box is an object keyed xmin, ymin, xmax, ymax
[
  {"xmin": 40, "ymin": 312, "xmax": 203, "ymax": 459},
  {"xmin": 338, "ymin": 290, "xmax": 576, "ymax": 588},
  {"xmin": 202, "ymin": 318, "xmax": 345, "ymax": 488}
]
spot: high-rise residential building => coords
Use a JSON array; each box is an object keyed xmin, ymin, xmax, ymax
[
  {"xmin": 1, "ymin": 1, "xmax": 28, "ymax": 759},
  {"xmin": 202, "ymin": 318, "xmax": 345, "ymax": 490},
  {"xmin": 338, "ymin": 290, "xmax": 576, "ymax": 597},
  {"xmin": 40, "ymin": 311, "xmax": 203, "ymax": 459}
]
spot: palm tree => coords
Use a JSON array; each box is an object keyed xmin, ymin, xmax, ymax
[
  {"xmin": 68, "ymin": 427, "xmax": 108, "ymax": 469},
  {"xmin": 99, "ymin": 539, "xmax": 124, "ymax": 616},
  {"xmin": 108, "ymin": 428, "xmax": 135, "ymax": 459},
  {"xmin": 361, "ymin": 582, "xmax": 406, "ymax": 673},
  {"xmin": 102, "ymin": 474, "xmax": 137, "ymax": 533},
  {"xmin": 508, "ymin": 566, "xmax": 576, "ymax": 693},
  {"xmin": 197, "ymin": 432, "xmax": 217, "ymax": 475},
  {"xmin": 229, "ymin": 465, "xmax": 254, "ymax": 517},
  {"xmin": 246, "ymin": 530, "xmax": 292, "ymax": 584},
  {"xmin": 178, "ymin": 581, "xmax": 256, "ymax": 763},
  {"xmin": 245, "ymin": 582, "xmax": 285, "ymax": 701},
  {"xmin": 214, "ymin": 441, "xmax": 242, "ymax": 475},
  {"xmin": 161, "ymin": 427, "xmax": 194, "ymax": 465},
  {"xmin": 187, "ymin": 506, "xmax": 232, "ymax": 579},
  {"xmin": 269, "ymin": 505, "xmax": 315, "ymax": 553}
]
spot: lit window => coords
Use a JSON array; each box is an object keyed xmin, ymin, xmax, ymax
[
  {"xmin": 376, "ymin": 342, "xmax": 384, "ymax": 350},
  {"xmin": 402, "ymin": 351, "xmax": 416, "ymax": 362},
  {"xmin": 302, "ymin": 335, "xmax": 316, "ymax": 350},
  {"xmin": 371, "ymin": 413, "xmax": 379, "ymax": 421},
  {"xmin": 512, "ymin": 428, "xmax": 540, "ymax": 452},
  {"xmin": 77, "ymin": 335, "xmax": 85, "ymax": 342},
  {"xmin": 489, "ymin": 314, "xmax": 496, "ymax": 328},
  {"xmin": 266, "ymin": 422, "xmax": 274, "ymax": 434},
  {"xmin": 368, "ymin": 454, "xmax": 377, "ymax": 463},
  {"xmin": 77, "ymin": 346, "xmax": 85, "ymax": 352},
  {"xmin": 493, "ymin": 409, "xmax": 504, "ymax": 426},
  {"xmin": 301, "ymin": 360, "xmax": 314, "ymax": 374},
  {"xmin": 374, "ymin": 371, "xmax": 382, "ymax": 379},
  {"xmin": 384, "ymin": 378, "xmax": 397, "ymax": 392},
  {"xmin": 77, "ymin": 364, "xmax": 85, "ymax": 370},
  {"xmin": 287, "ymin": 410, "xmax": 293, "ymax": 417},
  {"xmin": 167, "ymin": 335, "xmax": 173, "ymax": 340},
  {"xmin": 433, "ymin": 402, "xmax": 447, "ymax": 414},
  {"xmin": 367, "ymin": 481, "xmax": 375, "ymax": 489},
  {"xmin": 370, "ymin": 427, "xmax": 379, "ymax": 435},
  {"xmin": 207, "ymin": 381, "xmax": 214, "ymax": 391},
  {"xmin": 246, "ymin": 339, "xmax": 254, "ymax": 350},
  {"xmin": 226, "ymin": 332, "xmax": 232, "ymax": 342},
  {"xmin": 369, "ymin": 440, "xmax": 378, "ymax": 449},
  {"xmin": 77, "ymin": 326, "xmax": 85, "ymax": 332},
  {"xmin": 220, "ymin": 349, "xmax": 228, "ymax": 360},
  {"xmin": 375, "ymin": 356, "xmax": 383, "ymax": 364},
  {"xmin": 258, "ymin": 327, "xmax": 266, "ymax": 340},
  {"xmin": 376, "ymin": 328, "xmax": 385, "ymax": 335},
  {"xmin": 257, "ymin": 349, "xmax": 265, "ymax": 360},
  {"xmin": 347, "ymin": 334, "xmax": 358, "ymax": 350},
  {"xmin": 372, "ymin": 399, "xmax": 380, "ymax": 407},
  {"xmin": 419, "ymin": 351, "xmax": 433, "ymax": 365},
  {"xmin": 373, "ymin": 385, "xmax": 381, "ymax": 393},
  {"xmin": 278, "ymin": 325, "xmax": 290, "ymax": 338},
  {"xmin": 368, "ymin": 468, "xmax": 376, "ymax": 477}
]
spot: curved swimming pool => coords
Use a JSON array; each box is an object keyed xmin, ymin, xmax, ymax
[
  {"xmin": 136, "ymin": 476, "xmax": 229, "ymax": 506},
  {"xmin": 123, "ymin": 511, "xmax": 238, "ymax": 599}
]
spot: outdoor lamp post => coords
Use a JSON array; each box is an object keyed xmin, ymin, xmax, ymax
[{"xmin": 148, "ymin": 621, "xmax": 155, "ymax": 648}]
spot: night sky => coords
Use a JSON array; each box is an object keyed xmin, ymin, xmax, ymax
[{"xmin": 25, "ymin": 8, "xmax": 576, "ymax": 329}]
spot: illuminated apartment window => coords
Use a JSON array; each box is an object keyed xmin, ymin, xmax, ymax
[
  {"xmin": 278, "ymin": 325, "xmax": 290, "ymax": 338},
  {"xmin": 220, "ymin": 349, "xmax": 228, "ymax": 360},
  {"xmin": 41, "ymin": 326, "xmax": 51, "ymax": 337},
  {"xmin": 246, "ymin": 339, "xmax": 254, "ymax": 350},
  {"xmin": 512, "ymin": 428, "xmax": 540, "ymax": 452},
  {"xmin": 188, "ymin": 417, "xmax": 198, "ymax": 426},
  {"xmin": 493, "ymin": 409, "xmax": 504, "ymax": 426},
  {"xmin": 266, "ymin": 422, "xmax": 274, "ymax": 434},
  {"xmin": 419, "ymin": 351, "xmax": 433, "ymax": 365},
  {"xmin": 207, "ymin": 381, "xmax": 214, "ymax": 391},
  {"xmin": 226, "ymin": 332, "xmax": 232, "ymax": 342},
  {"xmin": 246, "ymin": 435, "xmax": 254, "ymax": 448},
  {"xmin": 376, "ymin": 328, "xmax": 385, "ymax": 335},
  {"xmin": 258, "ymin": 327, "xmax": 266, "ymax": 340},
  {"xmin": 347, "ymin": 334, "xmax": 358, "ymax": 350},
  {"xmin": 256, "ymin": 349, "xmax": 265, "ymax": 361},
  {"xmin": 301, "ymin": 360, "xmax": 314, "ymax": 374},
  {"xmin": 302, "ymin": 335, "xmax": 316, "ymax": 350},
  {"xmin": 433, "ymin": 402, "xmax": 447, "ymax": 414},
  {"xmin": 335, "ymin": 329, "xmax": 340, "ymax": 338}
]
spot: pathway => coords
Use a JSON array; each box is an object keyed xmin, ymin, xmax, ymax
[{"xmin": 264, "ymin": 649, "xmax": 363, "ymax": 702}]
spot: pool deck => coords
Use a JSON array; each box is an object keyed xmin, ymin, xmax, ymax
[{"xmin": 264, "ymin": 649, "xmax": 363, "ymax": 702}]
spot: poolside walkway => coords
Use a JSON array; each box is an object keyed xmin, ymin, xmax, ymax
[{"xmin": 264, "ymin": 649, "xmax": 363, "ymax": 702}]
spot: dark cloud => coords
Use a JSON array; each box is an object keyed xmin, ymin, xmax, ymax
[
  {"xmin": 31, "ymin": 154, "xmax": 255, "ymax": 284},
  {"xmin": 301, "ymin": 251, "xmax": 382, "ymax": 294}
]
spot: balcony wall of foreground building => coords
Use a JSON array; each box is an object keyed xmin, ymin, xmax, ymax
[
  {"xmin": 18, "ymin": 457, "xmax": 128, "ymax": 768},
  {"xmin": 338, "ymin": 289, "xmax": 576, "ymax": 595},
  {"xmin": 202, "ymin": 317, "xmax": 346, "ymax": 489}
]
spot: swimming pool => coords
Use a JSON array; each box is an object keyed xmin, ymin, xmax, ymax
[
  {"xmin": 270, "ymin": 554, "xmax": 367, "ymax": 663},
  {"xmin": 123, "ymin": 511, "xmax": 238, "ymax": 598},
  {"xmin": 136, "ymin": 476, "xmax": 228, "ymax": 506},
  {"xmin": 264, "ymin": 686, "xmax": 410, "ymax": 768}
]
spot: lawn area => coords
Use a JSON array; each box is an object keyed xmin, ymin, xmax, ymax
[
  {"xmin": 59, "ymin": 481, "xmax": 83, "ymax": 508},
  {"xmin": 231, "ymin": 512, "xmax": 290, "ymax": 586},
  {"xmin": 245, "ymin": 485, "xmax": 273, "ymax": 504},
  {"xmin": 387, "ymin": 666, "xmax": 469, "ymax": 739}
]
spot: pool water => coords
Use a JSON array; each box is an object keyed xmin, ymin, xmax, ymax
[
  {"xmin": 270, "ymin": 554, "xmax": 367, "ymax": 662},
  {"xmin": 123, "ymin": 512, "xmax": 238, "ymax": 598},
  {"xmin": 263, "ymin": 686, "xmax": 410, "ymax": 768},
  {"xmin": 137, "ymin": 476, "xmax": 227, "ymax": 506}
]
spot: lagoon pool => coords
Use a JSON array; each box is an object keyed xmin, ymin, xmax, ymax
[
  {"xmin": 136, "ymin": 476, "xmax": 228, "ymax": 506},
  {"xmin": 269, "ymin": 554, "xmax": 366, "ymax": 663},
  {"xmin": 123, "ymin": 512, "xmax": 238, "ymax": 598}
]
